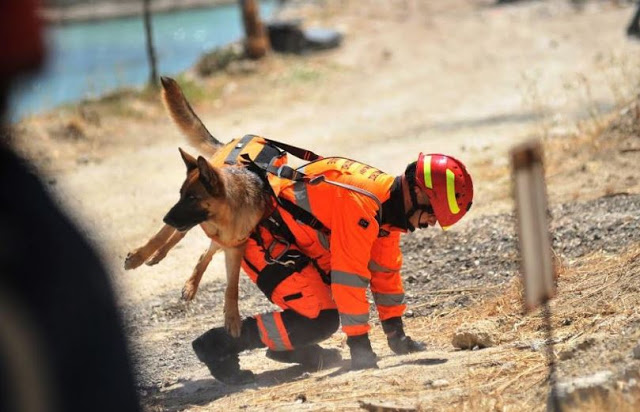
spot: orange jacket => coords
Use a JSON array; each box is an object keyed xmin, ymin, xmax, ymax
[{"xmin": 272, "ymin": 157, "xmax": 407, "ymax": 336}]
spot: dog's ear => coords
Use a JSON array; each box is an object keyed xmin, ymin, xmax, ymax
[
  {"xmin": 179, "ymin": 147, "xmax": 198, "ymax": 173},
  {"xmin": 197, "ymin": 156, "xmax": 224, "ymax": 197}
]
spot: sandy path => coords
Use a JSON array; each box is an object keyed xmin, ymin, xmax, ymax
[{"xmin": 39, "ymin": 0, "xmax": 640, "ymax": 307}]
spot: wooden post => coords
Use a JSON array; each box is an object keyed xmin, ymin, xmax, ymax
[
  {"xmin": 511, "ymin": 139, "xmax": 561, "ymax": 411},
  {"xmin": 239, "ymin": 0, "xmax": 270, "ymax": 59},
  {"xmin": 511, "ymin": 140, "xmax": 555, "ymax": 310}
]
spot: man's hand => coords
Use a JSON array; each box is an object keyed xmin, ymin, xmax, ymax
[
  {"xmin": 381, "ymin": 316, "xmax": 426, "ymax": 355},
  {"xmin": 346, "ymin": 334, "xmax": 378, "ymax": 370}
]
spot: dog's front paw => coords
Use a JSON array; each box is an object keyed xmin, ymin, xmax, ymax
[
  {"xmin": 145, "ymin": 250, "xmax": 167, "ymax": 266},
  {"xmin": 124, "ymin": 250, "xmax": 146, "ymax": 270},
  {"xmin": 181, "ymin": 282, "xmax": 198, "ymax": 301},
  {"xmin": 225, "ymin": 309, "xmax": 242, "ymax": 338}
]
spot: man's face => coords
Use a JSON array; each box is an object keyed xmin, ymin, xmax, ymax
[{"xmin": 408, "ymin": 187, "xmax": 438, "ymax": 229}]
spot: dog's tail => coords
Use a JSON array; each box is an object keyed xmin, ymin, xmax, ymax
[{"xmin": 160, "ymin": 76, "xmax": 223, "ymax": 155}]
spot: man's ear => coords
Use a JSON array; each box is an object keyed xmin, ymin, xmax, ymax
[
  {"xmin": 179, "ymin": 147, "xmax": 198, "ymax": 173},
  {"xmin": 197, "ymin": 156, "xmax": 224, "ymax": 197}
]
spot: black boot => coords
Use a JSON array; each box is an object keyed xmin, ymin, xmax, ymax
[
  {"xmin": 266, "ymin": 344, "xmax": 342, "ymax": 369},
  {"xmin": 346, "ymin": 334, "xmax": 378, "ymax": 370},
  {"xmin": 192, "ymin": 318, "xmax": 263, "ymax": 385}
]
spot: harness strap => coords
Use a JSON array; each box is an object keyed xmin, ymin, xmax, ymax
[
  {"xmin": 225, "ymin": 134, "xmax": 287, "ymax": 168},
  {"xmin": 264, "ymin": 138, "xmax": 322, "ymax": 161},
  {"xmin": 225, "ymin": 134, "xmax": 256, "ymax": 165},
  {"xmin": 255, "ymin": 253, "xmax": 310, "ymax": 300},
  {"xmin": 265, "ymin": 162, "xmax": 384, "ymax": 225},
  {"xmin": 246, "ymin": 209, "xmax": 330, "ymax": 300},
  {"xmin": 254, "ymin": 143, "xmax": 286, "ymax": 167},
  {"xmin": 242, "ymin": 154, "xmax": 331, "ymax": 234}
]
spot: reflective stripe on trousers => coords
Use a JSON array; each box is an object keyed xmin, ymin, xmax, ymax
[{"xmin": 256, "ymin": 312, "xmax": 293, "ymax": 351}]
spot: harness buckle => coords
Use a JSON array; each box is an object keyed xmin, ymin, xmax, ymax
[{"xmin": 265, "ymin": 237, "xmax": 301, "ymax": 267}]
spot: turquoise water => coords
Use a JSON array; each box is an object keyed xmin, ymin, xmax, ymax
[{"xmin": 9, "ymin": 1, "xmax": 275, "ymax": 122}]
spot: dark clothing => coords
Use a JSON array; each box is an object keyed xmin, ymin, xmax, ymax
[
  {"xmin": 0, "ymin": 147, "xmax": 140, "ymax": 412},
  {"xmin": 628, "ymin": 2, "xmax": 640, "ymax": 37}
]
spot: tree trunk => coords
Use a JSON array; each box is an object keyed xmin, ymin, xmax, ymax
[
  {"xmin": 239, "ymin": 0, "xmax": 270, "ymax": 59},
  {"xmin": 143, "ymin": 0, "xmax": 158, "ymax": 87}
]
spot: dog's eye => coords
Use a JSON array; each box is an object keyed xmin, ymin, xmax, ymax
[{"xmin": 187, "ymin": 194, "xmax": 199, "ymax": 202}]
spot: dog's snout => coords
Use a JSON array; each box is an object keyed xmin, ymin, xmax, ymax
[
  {"xmin": 162, "ymin": 213, "xmax": 175, "ymax": 226},
  {"xmin": 163, "ymin": 201, "xmax": 207, "ymax": 232}
]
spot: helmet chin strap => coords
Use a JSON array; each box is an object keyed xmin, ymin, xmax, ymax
[{"xmin": 405, "ymin": 178, "xmax": 434, "ymax": 232}]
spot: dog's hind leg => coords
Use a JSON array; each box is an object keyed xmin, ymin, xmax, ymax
[
  {"xmin": 182, "ymin": 240, "xmax": 221, "ymax": 301},
  {"xmin": 223, "ymin": 243, "xmax": 247, "ymax": 338},
  {"xmin": 125, "ymin": 224, "xmax": 176, "ymax": 270},
  {"xmin": 146, "ymin": 229, "xmax": 187, "ymax": 266}
]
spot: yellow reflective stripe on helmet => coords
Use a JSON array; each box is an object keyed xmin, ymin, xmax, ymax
[
  {"xmin": 423, "ymin": 155, "xmax": 433, "ymax": 189},
  {"xmin": 446, "ymin": 169, "xmax": 460, "ymax": 215}
]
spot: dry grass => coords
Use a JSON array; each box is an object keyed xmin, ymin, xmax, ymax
[{"xmin": 401, "ymin": 243, "xmax": 640, "ymax": 411}]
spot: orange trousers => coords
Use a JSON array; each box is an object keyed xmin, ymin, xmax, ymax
[{"xmin": 241, "ymin": 225, "xmax": 338, "ymax": 351}]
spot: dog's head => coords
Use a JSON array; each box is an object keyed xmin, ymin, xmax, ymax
[{"xmin": 163, "ymin": 148, "xmax": 226, "ymax": 232}]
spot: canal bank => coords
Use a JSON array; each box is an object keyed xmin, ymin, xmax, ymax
[
  {"xmin": 11, "ymin": 0, "xmax": 276, "ymax": 122},
  {"xmin": 41, "ymin": 0, "xmax": 245, "ymax": 25}
]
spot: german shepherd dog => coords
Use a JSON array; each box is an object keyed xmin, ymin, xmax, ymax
[{"xmin": 124, "ymin": 77, "xmax": 270, "ymax": 337}]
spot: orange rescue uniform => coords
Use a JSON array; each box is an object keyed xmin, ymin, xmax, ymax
[{"xmin": 242, "ymin": 157, "xmax": 407, "ymax": 343}]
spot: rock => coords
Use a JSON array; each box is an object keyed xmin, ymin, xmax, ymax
[
  {"xmin": 267, "ymin": 19, "xmax": 306, "ymax": 54},
  {"xmin": 452, "ymin": 320, "xmax": 498, "ymax": 349},
  {"xmin": 425, "ymin": 379, "xmax": 450, "ymax": 388},
  {"xmin": 558, "ymin": 336, "xmax": 598, "ymax": 360},
  {"xmin": 556, "ymin": 371, "xmax": 613, "ymax": 405},
  {"xmin": 432, "ymin": 379, "xmax": 449, "ymax": 388},
  {"xmin": 633, "ymin": 343, "xmax": 640, "ymax": 359},
  {"xmin": 304, "ymin": 28, "xmax": 342, "ymax": 51}
]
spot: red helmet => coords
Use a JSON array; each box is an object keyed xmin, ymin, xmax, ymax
[{"xmin": 415, "ymin": 153, "xmax": 474, "ymax": 229}]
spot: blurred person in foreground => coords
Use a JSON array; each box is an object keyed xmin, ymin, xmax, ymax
[
  {"xmin": 628, "ymin": 1, "xmax": 640, "ymax": 38},
  {"xmin": 0, "ymin": 1, "xmax": 140, "ymax": 411}
]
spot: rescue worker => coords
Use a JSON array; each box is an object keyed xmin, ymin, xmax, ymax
[{"xmin": 192, "ymin": 152, "xmax": 474, "ymax": 384}]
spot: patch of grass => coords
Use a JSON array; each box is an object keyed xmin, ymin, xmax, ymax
[
  {"xmin": 195, "ymin": 43, "xmax": 244, "ymax": 77},
  {"xmin": 282, "ymin": 63, "xmax": 323, "ymax": 84}
]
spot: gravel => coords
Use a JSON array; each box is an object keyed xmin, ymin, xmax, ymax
[{"xmin": 124, "ymin": 193, "xmax": 640, "ymax": 391}]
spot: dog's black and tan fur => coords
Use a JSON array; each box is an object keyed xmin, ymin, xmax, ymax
[{"xmin": 124, "ymin": 77, "xmax": 269, "ymax": 337}]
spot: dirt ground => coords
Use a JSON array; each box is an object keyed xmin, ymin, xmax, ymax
[{"xmin": 9, "ymin": 0, "xmax": 640, "ymax": 410}]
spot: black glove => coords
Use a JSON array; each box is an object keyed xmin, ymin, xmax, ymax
[
  {"xmin": 346, "ymin": 334, "xmax": 378, "ymax": 370},
  {"xmin": 381, "ymin": 317, "xmax": 426, "ymax": 355}
]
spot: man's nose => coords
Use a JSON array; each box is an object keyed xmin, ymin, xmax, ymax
[{"xmin": 424, "ymin": 214, "xmax": 437, "ymax": 227}]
